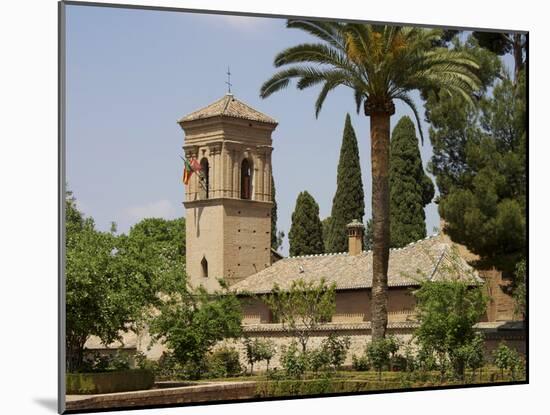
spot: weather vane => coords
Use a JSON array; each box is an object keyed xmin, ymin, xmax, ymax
[{"xmin": 225, "ymin": 66, "xmax": 232, "ymax": 94}]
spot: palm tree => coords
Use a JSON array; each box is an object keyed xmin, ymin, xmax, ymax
[{"xmin": 260, "ymin": 21, "xmax": 480, "ymax": 340}]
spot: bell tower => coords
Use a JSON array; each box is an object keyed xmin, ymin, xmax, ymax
[{"xmin": 178, "ymin": 94, "xmax": 277, "ymax": 291}]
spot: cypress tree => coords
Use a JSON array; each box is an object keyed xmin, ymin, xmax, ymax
[
  {"xmin": 389, "ymin": 116, "xmax": 435, "ymax": 248},
  {"xmin": 271, "ymin": 174, "xmax": 278, "ymax": 249},
  {"xmin": 289, "ymin": 191, "xmax": 324, "ymax": 256},
  {"xmin": 325, "ymin": 114, "xmax": 365, "ymax": 253},
  {"xmin": 364, "ymin": 218, "xmax": 373, "ymax": 251},
  {"xmin": 321, "ymin": 216, "xmax": 333, "ymax": 252}
]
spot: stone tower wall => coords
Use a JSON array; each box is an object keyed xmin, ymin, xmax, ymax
[{"xmin": 181, "ymin": 116, "xmax": 276, "ymax": 290}]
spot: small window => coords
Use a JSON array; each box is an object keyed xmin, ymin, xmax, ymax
[
  {"xmin": 241, "ymin": 159, "xmax": 252, "ymax": 199},
  {"xmin": 201, "ymin": 256, "xmax": 208, "ymax": 278}
]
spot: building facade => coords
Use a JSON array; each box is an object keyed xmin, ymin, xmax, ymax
[
  {"xmin": 178, "ymin": 94, "xmax": 277, "ymax": 289},
  {"xmin": 85, "ymin": 95, "xmax": 525, "ymax": 369}
]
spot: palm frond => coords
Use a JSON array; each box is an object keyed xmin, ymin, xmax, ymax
[
  {"xmin": 394, "ymin": 92, "xmax": 425, "ymax": 144},
  {"xmin": 260, "ymin": 21, "xmax": 481, "ymax": 123},
  {"xmin": 354, "ymin": 89, "xmax": 365, "ymax": 114},
  {"xmin": 286, "ymin": 19, "xmax": 345, "ymax": 49},
  {"xmin": 312, "ymin": 72, "xmax": 355, "ymax": 117},
  {"xmin": 260, "ymin": 67, "xmax": 319, "ymax": 98},
  {"xmin": 273, "ymin": 43, "xmax": 356, "ymax": 75}
]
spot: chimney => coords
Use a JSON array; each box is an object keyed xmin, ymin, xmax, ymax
[{"xmin": 346, "ymin": 219, "xmax": 365, "ymax": 256}]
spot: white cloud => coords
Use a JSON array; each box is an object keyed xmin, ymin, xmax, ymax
[
  {"xmin": 124, "ymin": 199, "xmax": 177, "ymax": 222},
  {"xmin": 196, "ymin": 13, "xmax": 269, "ymax": 32}
]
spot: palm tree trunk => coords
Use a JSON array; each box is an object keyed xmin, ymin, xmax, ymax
[{"xmin": 369, "ymin": 112, "xmax": 390, "ymax": 341}]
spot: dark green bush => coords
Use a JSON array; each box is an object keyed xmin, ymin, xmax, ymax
[
  {"xmin": 255, "ymin": 379, "xmax": 406, "ymax": 397},
  {"xmin": 492, "ymin": 343, "xmax": 524, "ymax": 380},
  {"xmin": 81, "ymin": 350, "xmax": 132, "ymax": 373},
  {"xmin": 351, "ymin": 354, "xmax": 370, "ymax": 371},
  {"xmin": 66, "ymin": 369, "xmax": 154, "ymax": 394},
  {"xmin": 206, "ymin": 346, "xmax": 243, "ymax": 378},
  {"xmin": 309, "ymin": 348, "xmax": 331, "ymax": 374},
  {"xmin": 321, "ymin": 334, "xmax": 351, "ymax": 371},
  {"xmin": 280, "ymin": 342, "xmax": 309, "ymax": 379}
]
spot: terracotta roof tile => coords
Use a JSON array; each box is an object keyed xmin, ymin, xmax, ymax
[
  {"xmin": 231, "ymin": 234, "xmax": 482, "ymax": 294},
  {"xmin": 178, "ymin": 94, "xmax": 277, "ymax": 125}
]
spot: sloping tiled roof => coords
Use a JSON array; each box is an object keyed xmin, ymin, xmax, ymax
[
  {"xmin": 178, "ymin": 94, "xmax": 277, "ymax": 125},
  {"xmin": 231, "ymin": 234, "xmax": 482, "ymax": 294}
]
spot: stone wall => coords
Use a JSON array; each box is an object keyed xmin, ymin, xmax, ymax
[
  {"xmin": 222, "ymin": 199, "xmax": 272, "ymax": 285},
  {"xmin": 242, "ymin": 288, "xmax": 417, "ymax": 326},
  {"xmin": 218, "ymin": 325, "xmax": 415, "ymax": 372},
  {"xmin": 481, "ymin": 269, "xmax": 522, "ymax": 322}
]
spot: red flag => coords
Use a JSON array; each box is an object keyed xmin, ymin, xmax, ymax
[{"xmin": 190, "ymin": 158, "xmax": 202, "ymax": 173}]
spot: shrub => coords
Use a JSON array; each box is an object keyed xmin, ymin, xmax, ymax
[
  {"xmin": 206, "ymin": 346, "xmax": 243, "ymax": 378},
  {"xmin": 397, "ymin": 343, "xmax": 417, "ymax": 372},
  {"xmin": 110, "ymin": 350, "xmax": 132, "ymax": 371},
  {"xmin": 365, "ymin": 340, "xmax": 389, "ymax": 380},
  {"xmin": 365, "ymin": 336, "xmax": 400, "ymax": 379},
  {"xmin": 309, "ymin": 348, "xmax": 331, "ymax": 374},
  {"xmin": 492, "ymin": 343, "xmax": 523, "ymax": 380},
  {"xmin": 66, "ymin": 369, "xmax": 154, "ymax": 394},
  {"xmin": 449, "ymin": 334, "xmax": 485, "ymax": 381},
  {"xmin": 243, "ymin": 338, "xmax": 277, "ymax": 374},
  {"xmin": 81, "ymin": 350, "xmax": 132, "ymax": 373},
  {"xmin": 280, "ymin": 342, "xmax": 309, "ymax": 379},
  {"xmin": 415, "ymin": 345, "xmax": 439, "ymax": 372},
  {"xmin": 321, "ymin": 334, "xmax": 351, "ymax": 371},
  {"xmin": 351, "ymin": 354, "xmax": 370, "ymax": 371}
]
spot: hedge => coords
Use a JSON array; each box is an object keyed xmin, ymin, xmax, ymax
[
  {"xmin": 66, "ymin": 369, "xmax": 154, "ymax": 394},
  {"xmin": 255, "ymin": 379, "xmax": 405, "ymax": 397}
]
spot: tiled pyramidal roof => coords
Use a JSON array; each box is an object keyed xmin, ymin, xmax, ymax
[
  {"xmin": 230, "ymin": 234, "xmax": 482, "ymax": 294},
  {"xmin": 178, "ymin": 94, "xmax": 278, "ymax": 125}
]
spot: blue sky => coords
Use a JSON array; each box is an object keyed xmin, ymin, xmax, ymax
[{"xmin": 65, "ymin": 5, "xmax": 511, "ymax": 255}]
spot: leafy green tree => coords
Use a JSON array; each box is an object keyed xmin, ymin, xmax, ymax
[
  {"xmin": 365, "ymin": 336, "xmax": 399, "ymax": 380},
  {"xmin": 288, "ymin": 191, "xmax": 324, "ymax": 256},
  {"xmin": 425, "ymin": 35, "xmax": 503, "ymax": 197},
  {"xmin": 265, "ymin": 278, "xmax": 336, "ymax": 352},
  {"xmin": 413, "ymin": 278, "xmax": 487, "ymax": 380},
  {"xmin": 124, "ymin": 217, "xmax": 186, "ymax": 300},
  {"xmin": 325, "ymin": 114, "xmax": 365, "ymax": 253},
  {"xmin": 65, "ymin": 192, "xmax": 146, "ymax": 372},
  {"xmin": 321, "ymin": 333, "xmax": 351, "ymax": 371},
  {"xmin": 454, "ymin": 332, "xmax": 485, "ymax": 381},
  {"xmin": 492, "ymin": 342, "xmax": 523, "ymax": 380},
  {"xmin": 150, "ymin": 281, "xmax": 242, "ymax": 379},
  {"xmin": 472, "ymin": 32, "xmax": 526, "ymax": 81},
  {"xmin": 435, "ymin": 73, "xmax": 526, "ymax": 272},
  {"xmin": 243, "ymin": 338, "xmax": 277, "ymax": 374},
  {"xmin": 260, "ymin": 21, "xmax": 480, "ymax": 340},
  {"xmin": 389, "ymin": 116, "xmax": 434, "ymax": 247},
  {"xmin": 257, "ymin": 339, "xmax": 277, "ymax": 372},
  {"xmin": 308, "ymin": 334, "xmax": 352, "ymax": 374}
]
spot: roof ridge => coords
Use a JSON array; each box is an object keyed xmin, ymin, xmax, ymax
[
  {"xmin": 222, "ymin": 94, "xmax": 232, "ymax": 113},
  {"xmin": 286, "ymin": 251, "xmax": 348, "ymax": 259},
  {"xmin": 179, "ymin": 94, "xmax": 277, "ymax": 124}
]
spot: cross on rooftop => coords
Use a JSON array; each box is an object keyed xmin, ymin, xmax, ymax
[{"xmin": 225, "ymin": 66, "xmax": 232, "ymax": 94}]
